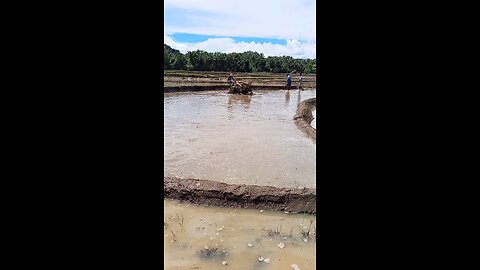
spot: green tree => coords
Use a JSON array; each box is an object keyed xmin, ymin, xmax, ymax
[
  {"xmin": 164, "ymin": 50, "xmax": 171, "ymax": 69},
  {"xmin": 164, "ymin": 44, "xmax": 316, "ymax": 73}
]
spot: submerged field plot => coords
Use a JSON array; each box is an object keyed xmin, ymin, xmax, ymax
[
  {"xmin": 164, "ymin": 71, "xmax": 316, "ymax": 269},
  {"xmin": 164, "ymin": 90, "xmax": 316, "ymax": 188}
]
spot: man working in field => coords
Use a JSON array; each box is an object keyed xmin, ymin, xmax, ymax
[
  {"xmin": 227, "ymin": 73, "xmax": 236, "ymax": 87},
  {"xmin": 286, "ymin": 73, "xmax": 292, "ymax": 90}
]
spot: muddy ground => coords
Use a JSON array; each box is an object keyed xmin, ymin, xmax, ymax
[
  {"xmin": 294, "ymin": 97, "xmax": 316, "ymax": 143},
  {"xmin": 164, "ymin": 70, "xmax": 316, "ymax": 92},
  {"xmin": 164, "ymin": 85, "xmax": 303, "ymax": 93},
  {"xmin": 164, "ymin": 177, "xmax": 316, "ymax": 214}
]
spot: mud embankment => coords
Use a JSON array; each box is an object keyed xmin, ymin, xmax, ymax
[
  {"xmin": 164, "ymin": 85, "xmax": 225, "ymax": 92},
  {"xmin": 164, "ymin": 177, "xmax": 316, "ymax": 214},
  {"xmin": 164, "ymin": 85, "xmax": 311, "ymax": 93},
  {"xmin": 293, "ymin": 98, "xmax": 316, "ymax": 143}
]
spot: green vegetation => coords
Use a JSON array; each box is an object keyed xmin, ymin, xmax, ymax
[{"xmin": 164, "ymin": 44, "xmax": 316, "ymax": 74}]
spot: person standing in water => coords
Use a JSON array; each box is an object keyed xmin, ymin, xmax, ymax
[
  {"xmin": 286, "ymin": 73, "xmax": 292, "ymax": 90},
  {"xmin": 298, "ymin": 72, "xmax": 304, "ymax": 90}
]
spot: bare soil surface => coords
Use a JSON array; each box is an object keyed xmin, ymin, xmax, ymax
[
  {"xmin": 164, "ymin": 177, "xmax": 316, "ymax": 214},
  {"xmin": 164, "ymin": 70, "xmax": 316, "ymax": 92}
]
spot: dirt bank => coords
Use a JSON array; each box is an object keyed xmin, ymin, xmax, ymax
[
  {"xmin": 293, "ymin": 97, "xmax": 316, "ymax": 143},
  {"xmin": 164, "ymin": 177, "xmax": 316, "ymax": 214},
  {"xmin": 164, "ymin": 85, "xmax": 313, "ymax": 93},
  {"xmin": 164, "ymin": 85, "xmax": 225, "ymax": 92}
]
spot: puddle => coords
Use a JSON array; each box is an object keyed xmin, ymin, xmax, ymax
[
  {"xmin": 164, "ymin": 200, "xmax": 316, "ymax": 270},
  {"xmin": 164, "ymin": 89, "xmax": 316, "ymax": 188}
]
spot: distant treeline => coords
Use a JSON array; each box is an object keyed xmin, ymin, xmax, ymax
[{"xmin": 164, "ymin": 44, "xmax": 316, "ymax": 73}]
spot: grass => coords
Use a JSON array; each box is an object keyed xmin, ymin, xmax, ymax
[
  {"xmin": 261, "ymin": 222, "xmax": 316, "ymax": 242},
  {"xmin": 197, "ymin": 246, "xmax": 227, "ymax": 260},
  {"xmin": 263, "ymin": 225, "xmax": 283, "ymax": 237},
  {"xmin": 164, "ymin": 213, "xmax": 184, "ymax": 238},
  {"xmin": 176, "ymin": 213, "xmax": 184, "ymax": 227},
  {"xmin": 300, "ymin": 219, "xmax": 314, "ymax": 240}
]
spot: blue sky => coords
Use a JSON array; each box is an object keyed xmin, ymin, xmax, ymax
[
  {"xmin": 164, "ymin": 0, "xmax": 316, "ymax": 59},
  {"xmin": 170, "ymin": 33, "xmax": 287, "ymax": 46}
]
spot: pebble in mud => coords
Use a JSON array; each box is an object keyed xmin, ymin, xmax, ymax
[
  {"xmin": 264, "ymin": 258, "xmax": 271, "ymax": 264},
  {"xmin": 258, "ymin": 257, "xmax": 264, "ymax": 262},
  {"xmin": 247, "ymin": 243, "xmax": 254, "ymax": 248},
  {"xmin": 291, "ymin": 264, "xmax": 300, "ymax": 270},
  {"xmin": 277, "ymin": 242, "xmax": 285, "ymax": 249},
  {"xmin": 222, "ymin": 261, "xmax": 228, "ymax": 265}
]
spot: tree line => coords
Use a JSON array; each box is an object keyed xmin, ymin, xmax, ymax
[{"xmin": 164, "ymin": 44, "xmax": 316, "ymax": 74}]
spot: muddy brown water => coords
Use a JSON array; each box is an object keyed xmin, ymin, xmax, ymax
[
  {"xmin": 164, "ymin": 89, "xmax": 316, "ymax": 188},
  {"xmin": 164, "ymin": 200, "xmax": 316, "ymax": 270}
]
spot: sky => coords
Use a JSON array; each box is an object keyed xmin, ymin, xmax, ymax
[{"xmin": 164, "ymin": 0, "xmax": 316, "ymax": 59}]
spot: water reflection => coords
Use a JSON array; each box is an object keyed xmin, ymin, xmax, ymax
[
  {"xmin": 164, "ymin": 89, "xmax": 317, "ymax": 188},
  {"xmin": 285, "ymin": 90, "xmax": 290, "ymax": 106},
  {"xmin": 227, "ymin": 94, "xmax": 252, "ymax": 109},
  {"xmin": 297, "ymin": 89, "xmax": 301, "ymax": 106},
  {"xmin": 227, "ymin": 94, "xmax": 252, "ymax": 120}
]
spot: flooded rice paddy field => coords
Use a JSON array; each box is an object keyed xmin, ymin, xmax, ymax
[
  {"xmin": 164, "ymin": 89, "xmax": 316, "ymax": 189},
  {"xmin": 164, "ymin": 200, "xmax": 316, "ymax": 270}
]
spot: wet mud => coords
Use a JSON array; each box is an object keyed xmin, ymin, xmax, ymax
[
  {"xmin": 293, "ymin": 98, "xmax": 316, "ymax": 143},
  {"xmin": 164, "ymin": 85, "xmax": 312, "ymax": 93},
  {"xmin": 164, "ymin": 177, "xmax": 316, "ymax": 214}
]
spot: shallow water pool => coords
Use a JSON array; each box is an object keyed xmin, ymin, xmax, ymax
[{"xmin": 164, "ymin": 199, "xmax": 316, "ymax": 270}]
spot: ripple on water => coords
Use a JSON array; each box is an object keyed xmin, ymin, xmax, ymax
[{"xmin": 164, "ymin": 89, "xmax": 316, "ymax": 188}]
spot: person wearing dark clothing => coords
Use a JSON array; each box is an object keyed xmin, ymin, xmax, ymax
[
  {"xmin": 227, "ymin": 74, "xmax": 236, "ymax": 87},
  {"xmin": 286, "ymin": 73, "xmax": 292, "ymax": 90}
]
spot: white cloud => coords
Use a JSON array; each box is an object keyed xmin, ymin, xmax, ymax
[
  {"xmin": 165, "ymin": 35, "xmax": 316, "ymax": 59},
  {"xmin": 164, "ymin": 0, "xmax": 316, "ymax": 42}
]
